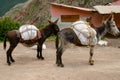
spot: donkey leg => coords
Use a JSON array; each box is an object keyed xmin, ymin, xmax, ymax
[
  {"xmin": 89, "ymin": 45, "xmax": 94, "ymax": 65},
  {"xmin": 56, "ymin": 48, "xmax": 60, "ymax": 65},
  {"xmin": 37, "ymin": 44, "xmax": 44, "ymax": 60},
  {"xmin": 56, "ymin": 49, "xmax": 60, "ymax": 64},
  {"xmin": 58, "ymin": 51, "xmax": 64, "ymax": 67},
  {"xmin": 6, "ymin": 45, "xmax": 16, "ymax": 65},
  {"xmin": 37, "ymin": 45, "xmax": 40, "ymax": 59},
  {"xmin": 10, "ymin": 53, "xmax": 15, "ymax": 62},
  {"xmin": 56, "ymin": 47, "xmax": 64, "ymax": 67},
  {"xmin": 56, "ymin": 35, "xmax": 67, "ymax": 67},
  {"xmin": 39, "ymin": 46, "xmax": 44, "ymax": 60},
  {"xmin": 6, "ymin": 52, "xmax": 11, "ymax": 65}
]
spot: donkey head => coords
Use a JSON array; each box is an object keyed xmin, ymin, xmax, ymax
[
  {"xmin": 106, "ymin": 15, "xmax": 119, "ymax": 36},
  {"xmin": 48, "ymin": 19, "xmax": 60, "ymax": 35}
]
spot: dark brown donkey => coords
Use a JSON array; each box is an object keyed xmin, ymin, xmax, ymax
[{"xmin": 3, "ymin": 19, "xmax": 59, "ymax": 65}]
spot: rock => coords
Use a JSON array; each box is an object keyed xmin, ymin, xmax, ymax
[
  {"xmin": 31, "ymin": 44, "xmax": 47, "ymax": 50},
  {"xmin": 98, "ymin": 40, "xmax": 108, "ymax": 46}
]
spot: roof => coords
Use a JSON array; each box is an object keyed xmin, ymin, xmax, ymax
[
  {"xmin": 93, "ymin": 5, "xmax": 120, "ymax": 14},
  {"xmin": 51, "ymin": 3, "xmax": 120, "ymax": 14},
  {"xmin": 51, "ymin": 3, "xmax": 95, "ymax": 12},
  {"xmin": 112, "ymin": 0, "xmax": 120, "ymax": 5}
]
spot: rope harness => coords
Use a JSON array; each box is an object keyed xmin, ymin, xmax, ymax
[
  {"xmin": 71, "ymin": 21, "xmax": 97, "ymax": 46},
  {"xmin": 16, "ymin": 25, "xmax": 41, "ymax": 47}
]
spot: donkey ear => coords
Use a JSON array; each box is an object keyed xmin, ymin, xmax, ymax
[
  {"xmin": 108, "ymin": 14, "xmax": 114, "ymax": 21},
  {"xmin": 108, "ymin": 15, "xmax": 112, "ymax": 21},
  {"xmin": 86, "ymin": 17, "xmax": 92, "ymax": 22},
  {"xmin": 48, "ymin": 20, "xmax": 52, "ymax": 24},
  {"xmin": 54, "ymin": 19, "xmax": 59, "ymax": 24}
]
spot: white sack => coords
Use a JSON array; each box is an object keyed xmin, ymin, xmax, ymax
[
  {"xmin": 72, "ymin": 21, "xmax": 97, "ymax": 45},
  {"xmin": 31, "ymin": 44, "xmax": 47, "ymax": 50},
  {"xmin": 19, "ymin": 24, "xmax": 38, "ymax": 40}
]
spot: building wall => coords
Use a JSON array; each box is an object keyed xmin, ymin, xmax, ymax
[
  {"xmin": 113, "ymin": 0, "xmax": 120, "ymax": 5},
  {"xmin": 50, "ymin": 3, "xmax": 120, "ymax": 29},
  {"xmin": 50, "ymin": 4, "xmax": 103, "ymax": 28}
]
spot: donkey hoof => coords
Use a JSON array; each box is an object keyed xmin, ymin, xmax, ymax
[
  {"xmin": 60, "ymin": 64, "xmax": 64, "ymax": 67},
  {"xmin": 37, "ymin": 56, "xmax": 44, "ymax": 60},
  {"xmin": 57, "ymin": 64, "xmax": 64, "ymax": 67},
  {"xmin": 7, "ymin": 62, "xmax": 11, "ymax": 66},
  {"xmin": 40, "ymin": 57, "xmax": 44, "ymax": 60},
  {"xmin": 11, "ymin": 59, "xmax": 15, "ymax": 63},
  {"xmin": 37, "ymin": 56, "xmax": 40, "ymax": 59},
  {"xmin": 89, "ymin": 60, "xmax": 94, "ymax": 65}
]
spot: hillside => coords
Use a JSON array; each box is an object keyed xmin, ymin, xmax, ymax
[
  {"xmin": 0, "ymin": 0, "xmax": 27, "ymax": 17},
  {"xmin": 3, "ymin": 0, "xmax": 113, "ymax": 26}
]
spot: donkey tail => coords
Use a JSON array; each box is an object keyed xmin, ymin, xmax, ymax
[
  {"xmin": 55, "ymin": 33, "xmax": 59, "ymax": 49},
  {"xmin": 3, "ymin": 35, "xmax": 7, "ymax": 50}
]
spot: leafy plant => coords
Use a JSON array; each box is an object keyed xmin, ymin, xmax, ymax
[{"xmin": 0, "ymin": 17, "xmax": 20, "ymax": 41}]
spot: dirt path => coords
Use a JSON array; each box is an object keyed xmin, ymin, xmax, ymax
[{"xmin": 0, "ymin": 39, "xmax": 120, "ymax": 80}]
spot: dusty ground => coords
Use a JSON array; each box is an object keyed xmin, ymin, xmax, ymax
[{"xmin": 0, "ymin": 38, "xmax": 120, "ymax": 80}]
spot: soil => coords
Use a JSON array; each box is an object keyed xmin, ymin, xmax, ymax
[{"xmin": 0, "ymin": 38, "xmax": 120, "ymax": 80}]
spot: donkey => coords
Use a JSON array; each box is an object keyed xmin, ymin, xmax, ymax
[
  {"xmin": 56, "ymin": 15, "xmax": 119, "ymax": 67},
  {"xmin": 4, "ymin": 19, "xmax": 59, "ymax": 65}
]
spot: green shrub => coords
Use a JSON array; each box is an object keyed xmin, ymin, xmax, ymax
[
  {"xmin": 37, "ymin": 24, "xmax": 45, "ymax": 29},
  {"xmin": 0, "ymin": 17, "xmax": 20, "ymax": 41}
]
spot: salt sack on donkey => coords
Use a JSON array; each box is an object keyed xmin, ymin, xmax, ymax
[
  {"xmin": 18, "ymin": 24, "xmax": 41, "ymax": 47},
  {"xmin": 72, "ymin": 21, "xmax": 97, "ymax": 45},
  {"xmin": 19, "ymin": 24, "xmax": 39, "ymax": 40}
]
